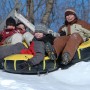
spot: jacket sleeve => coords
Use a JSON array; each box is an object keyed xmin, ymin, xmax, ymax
[
  {"xmin": 58, "ymin": 25, "xmax": 66, "ymax": 36},
  {"xmin": 79, "ymin": 20, "xmax": 90, "ymax": 30},
  {"xmin": 41, "ymin": 34, "xmax": 55, "ymax": 44}
]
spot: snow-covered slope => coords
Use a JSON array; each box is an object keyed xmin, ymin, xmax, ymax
[{"xmin": 0, "ymin": 61, "xmax": 90, "ymax": 90}]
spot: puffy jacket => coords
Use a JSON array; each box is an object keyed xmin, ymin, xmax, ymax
[
  {"xmin": 58, "ymin": 19, "xmax": 90, "ymax": 41},
  {"xmin": 20, "ymin": 41, "xmax": 35, "ymax": 55},
  {"xmin": 0, "ymin": 28, "xmax": 26, "ymax": 45},
  {"xmin": 20, "ymin": 34, "xmax": 54, "ymax": 65}
]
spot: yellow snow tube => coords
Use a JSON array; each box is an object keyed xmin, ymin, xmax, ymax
[{"xmin": 4, "ymin": 54, "xmax": 58, "ymax": 74}]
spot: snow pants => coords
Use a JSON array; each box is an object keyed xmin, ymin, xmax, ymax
[
  {"xmin": 53, "ymin": 33, "xmax": 83, "ymax": 61},
  {"xmin": 29, "ymin": 41, "xmax": 45, "ymax": 65},
  {"xmin": 0, "ymin": 43, "xmax": 27, "ymax": 59}
]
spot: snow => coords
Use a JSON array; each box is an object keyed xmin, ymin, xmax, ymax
[{"xmin": 0, "ymin": 61, "xmax": 90, "ymax": 90}]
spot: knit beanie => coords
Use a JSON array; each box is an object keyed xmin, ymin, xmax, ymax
[
  {"xmin": 35, "ymin": 24, "xmax": 48, "ymax": 34},
  {"xmin": 64, "ymin": 8, "xmax": 78, "ymax": 25},
  {"xmin": 6, "ymin": 17, "xmax": 16, "ymax": 27},
  {"xmin": 65, "ymin": 8, "xmax": 76, "ymax": 17}
]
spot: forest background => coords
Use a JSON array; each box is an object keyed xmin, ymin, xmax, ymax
[{"xmin": 0, "ymin": 0, "xmax": 90, "ymax": 32}]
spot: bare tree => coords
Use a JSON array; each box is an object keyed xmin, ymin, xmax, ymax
[
  {"xmin": 81, "ymin": 0, "xmax": 86, "ymax": 20},
  {"xmin": 1, "ymin": 0, "xmax": 90, "ymax": 31},
  {"xmin": 27, "ymin": 0, "xmax": 34, "ymax": 24},
  {"xmin": 41, "ymin": 0, "xmax": 54, "ymax": 25}
]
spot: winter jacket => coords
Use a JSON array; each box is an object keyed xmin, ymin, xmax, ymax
[
  {"xmin": 0, "ymin": 43, "xmax": 27, "ymax": 59},
  {"xmin": 20, "ymin": 40, "xmax": 45, "ymax": 65},
  {"xmin": 20, "ymin": 41, "xmax": 35, "ymax": 55},
  {"xmin": 58, "ymin": 19, "xmax": 90, "ymax": 41},
  {"xmin": 0, "ymin": 28, "xmax": 26, "ymax": 45},
  {"xmin": 20, "ymin": 34, "xmax": 55, "ymax": 65}
]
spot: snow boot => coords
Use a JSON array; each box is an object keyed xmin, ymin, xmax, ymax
[
  {"xmin": 45, "ymin": 42, "xmax": 57, "ymax": 60},
  {"xmin": 62, "ymin": 52, "xmax": 71, "ymax": 65}
]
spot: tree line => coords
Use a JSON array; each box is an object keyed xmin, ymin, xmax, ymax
[{"xmin": 0, "ymin": 0, "xmax": 90, "ymax": 32}]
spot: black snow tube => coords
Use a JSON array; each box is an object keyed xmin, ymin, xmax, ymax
[
  {"xmin": 1, "ymin": 39, "xmax": 90, "ymax": 74},
  {"xmin": 3, "ymin": 54, "xmax": 59, "ymax": 74}
]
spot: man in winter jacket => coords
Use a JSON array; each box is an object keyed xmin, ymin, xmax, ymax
[{"xmin": 53, "ymin": 8, "xmax": 90, "ymax": 65}]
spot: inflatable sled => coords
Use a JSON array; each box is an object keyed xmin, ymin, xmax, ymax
[
  {"xmin": 3, "ymin": 54, "xmax": 59, "ymax": 74},
  {"xmin": 1, "ymin": 39, "xmax": 90, "ymax": 74}
]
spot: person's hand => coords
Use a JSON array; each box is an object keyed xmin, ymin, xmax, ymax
[{"xmin": 53, "ymin": 32, "xmax": 60, "ymax": 37}]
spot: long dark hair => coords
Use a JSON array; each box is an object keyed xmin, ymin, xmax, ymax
[{"xmin": 64, "ymin": 14, "xmax": 78, "ymax": 26}]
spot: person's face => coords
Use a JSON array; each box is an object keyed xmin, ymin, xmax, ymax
[
  {"xmin": 7, "ymin": 25, "xmax": 15, "ymax": 29},
  {"xmin": 34, "ymin": 32, "xmax": 44, "ymax": 39},
  {"xmin": 66, "ymin": 14, "xmax": 75, "ymax": 22},
  {"xmin": 17, "ymin": 24, "xmax": 25, "ymax": 31}
]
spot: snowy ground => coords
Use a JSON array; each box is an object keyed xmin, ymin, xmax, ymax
[{"xmin": 0, "ymin": 61, "xmax": 90, "ymax": 90}]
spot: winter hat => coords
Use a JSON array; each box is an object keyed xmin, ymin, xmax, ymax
[
  {"xmin": 64, "ymin": 8, "xmax": 78, "ymax": 25},
  {"xmin": 6, "ymin": 17, "xmax": 16, "ymax": 27},
  {"xmin": 35, "ymin": 24, "xmax": 48, "ymax": 34},
  {"xmin": 65, "ymin": 8, "xmax": 76, "ymax": 17}
]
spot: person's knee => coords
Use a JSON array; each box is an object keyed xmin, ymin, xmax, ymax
[
  {"xmin": 54, "ymin": 37, "xmax": 63, "ymax": 43},
  {"xmin": 70, "ymin": 33, "xmax": 81, "ymax": 39},
  {"xmin": 70, "ymin": 33, "xmax": 83, "ymax": 42}
]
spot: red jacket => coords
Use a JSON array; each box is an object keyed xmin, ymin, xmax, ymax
[
  {"xmin": 20, "ymin": 41, "xmax": 36, "ymax": 55},
  {"xmin": 0, "ymin": 28, "xmax": 26, "ymax": 45}
]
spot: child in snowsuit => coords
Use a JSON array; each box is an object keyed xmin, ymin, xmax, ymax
[{"xmin": 19, "ymin": 24, "xmax": 57, "ymax": 68}]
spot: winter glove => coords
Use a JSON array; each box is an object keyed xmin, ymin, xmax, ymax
[
  {"xmin": 0, "ymin": 34, "xmax": 3, "ymax": 42},
  {"xmin": 53, "ymin": 32, "xmax": 60, "ymax": 37},
  {"xmin": 60, "ymin": 31, "xmax": 66, "ymax": 36},
  {"xmin": 47, "ymin": 29, "xmax": 60, "ymax": 37}
]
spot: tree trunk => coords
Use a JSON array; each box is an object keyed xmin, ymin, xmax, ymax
[
  {"xmin": 27, "ymin": 0, "xmax": 34, "ymax": 24},
  {"xmin": 41, "ymin": 0, "xmax": 54, "ymax": 25}
]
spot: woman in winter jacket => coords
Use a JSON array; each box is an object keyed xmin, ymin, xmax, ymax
[{"xmin": 53, "ymin": 8, "xmax": 90, "ymax": 65}]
